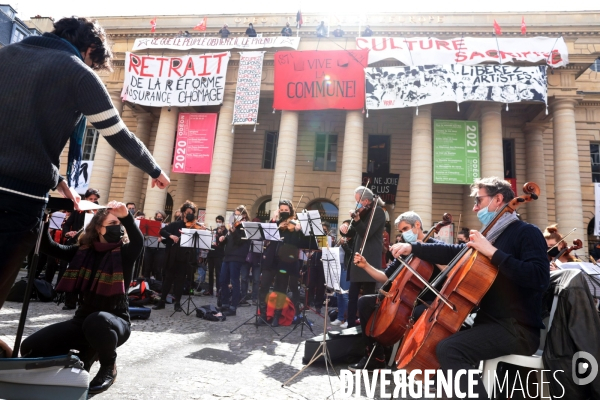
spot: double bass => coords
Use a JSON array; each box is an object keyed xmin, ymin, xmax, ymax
[
  {"xmin": 395, "ymin": 182, "xmax": 540, "ymax": 372},
  {"xmin": 366, "ymin": 213, "xmax": 453, "ymax": 346}
]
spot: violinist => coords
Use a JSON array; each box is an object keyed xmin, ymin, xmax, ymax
[
  {"xmin": 349, "ymin": 211, "xmax": 435, "ymax": 372},
  {"xmin": 218, "ymin": 206, "xmax": 250, "ymax": 316},
  {"xmin": 544, "ymin": 224, "xmax": 579, "ymax": 271},
  {"xmin": 339, "ymin": 186, "xmax": 386, "ymax": 329},
  {"xmin": 153, "ymin": 200, "xmax": 204, "ymax": 312},
  {"xmin": 390, "ymin": 177, "xmax": 549, "ymax": 399}
]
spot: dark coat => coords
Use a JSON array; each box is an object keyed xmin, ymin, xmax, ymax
[
  {"xmin": 262, "ymin": 226, "xmax": 317, "ymax": 275},
  {"xmin": 223, "ymin": 225, "xmax": 250, "ymax": 264},
  {"xmin": 347, "ymin": 206, "xmax": 386, "ymax": 283}
]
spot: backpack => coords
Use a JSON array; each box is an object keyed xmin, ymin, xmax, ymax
[
  {"xmin": 195, "ymin": 304, "xmax": 226, "ymax": 321},
  {"xmin": 7, "ymin": 279, "xmax": 56, "ymax": 303}
]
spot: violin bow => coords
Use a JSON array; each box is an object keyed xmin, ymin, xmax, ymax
[{"xmin": 547, "ymin": 228, "xmax": 576, "ymax": 253}]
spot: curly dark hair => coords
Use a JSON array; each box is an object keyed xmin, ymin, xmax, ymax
[
  {"xmin": 180, "ymin": 200, "xmax": 197, "ymax": 214},
  {"xmin": 52, "ymin": 17, "xmax": 113, "ymax": 71},
  {"xmin": 78, "ymin": 209, "xmax": 128, "ymax": 247}
]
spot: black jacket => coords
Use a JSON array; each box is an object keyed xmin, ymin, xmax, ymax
[
  {"xmin": 223, "ymin": 225, "xmax": 250, "ymax": 263},
  {"xmin": 246, "ymin": 27, "xmax": 257, "ymax": 37},
  {"xmin": 262, "ymin": 225, "xmax": 317, "ymax": 274},
  {"xmin": 347, "ymin": 205, "xmax": 386, "ymax": 283}
]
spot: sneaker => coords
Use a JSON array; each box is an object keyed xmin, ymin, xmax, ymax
[
  {"xmin": 330, "ymin": 319, "xmax": 342, "ymax": 326},
  {"xmin": 347, "ymin": 356, "xmax": 386, "ymax": 372},
  {"xmin": 340, "ymin": 321, "xmax": 348, "ymax": 329}
]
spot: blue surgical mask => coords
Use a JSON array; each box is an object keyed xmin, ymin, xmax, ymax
[
  {"xmin": 402, "ymin": 228, "xmax": 417, "ymax": 243},
  {"xmin": 356, "ymin": 202, "xmax": 363, "ymax": 210},
  {"xmin": 477, "ymin": 204, "xmax": 498, "ymax": 227}
]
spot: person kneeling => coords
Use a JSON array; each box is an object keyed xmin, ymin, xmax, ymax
[{"xmin": 21, "ymin": 201, "xmax": 142, "ymax": 395}]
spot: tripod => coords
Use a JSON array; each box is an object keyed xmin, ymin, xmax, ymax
[{"xmin": 280, "ymin": 256, "xmax": 316, "ymax": 341}]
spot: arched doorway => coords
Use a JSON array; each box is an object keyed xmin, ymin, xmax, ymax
[
  {"xmin": 307, "ymin": 199, "xmax": 339, "ymax": 235},
  {"xmin": 256, "ymin": 197, "xmax": 272, "ymax": 222},
  {"xmin": 164, "ymin": 193, "xmax": 173, "ymax": 222}
]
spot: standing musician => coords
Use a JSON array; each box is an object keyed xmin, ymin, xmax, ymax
[
  {"xmin": 339, "ymin": 186, "xmax": 386, "ymax": 328},
  {"xmin": 350, "ymin": 211, "xmax": 440, "ymax": 371},
  {"xmin": 544, "ymin": 224, "xmax": 579, "ymax": 271},
  {"xmin": 153, "ymin": 200, "xmax": 204, "ymax": 312},
  {"xmin": 390, "ymin": 177, "xmax": 549, "ymax": 398}
]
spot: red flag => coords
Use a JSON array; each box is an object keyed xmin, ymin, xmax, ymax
[
  {"xmin": 521, "ymin": 16, "xmax": 527, "ymax": 35},
  {"xmin": 150, "ymin": 17, "xmax": 157, "ymax": 33},
  {"xmin": 194, "ymin": 17, "xmax": 207, "ymax": 31},
  {"xmin": 493, "ymin": 19, "xmax": 501, "ymax": 35},
  {"xmin": 296, "ymin": 10, "xmax": 303, "ymax": 28}
]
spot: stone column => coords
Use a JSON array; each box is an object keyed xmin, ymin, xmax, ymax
[
  {"xmin": 408, "ymin": 105, "xmax": 433, "ymax": 227},
  {"xmin": 270, "ymin": 111, "xmax": 299, "ymax": 214},
  {"xmin": 480, "ymin": 103, "xmax": 504, "ymax": 178},
  {"xmin": 523, "ymin": 123, "xmax": 549, "ymax": 230},
  {"xmin": 462, "ymin": 185, "xmax": 481, "ymax": 231},
  {"xmin": 88, "ymin": 92, "xmax": 122, "ymax": 199},
  {"xmin": 551, "ymin": 98, "xmax": 585, "ymax": 251},
  {"xmin": 338, "ymin": 110, "xmax": 364, "ymax": 228},
  {"xmin": 143, "ymin": 106, "xmax": 178, "ymax": 215},
  {"xmin": 122, "ymin": 112, "xmax": 153, "ymax": 206},
  {"xmin": 204, "ymin": 92, "xmax": 235, "ymax": 224},
  {"xmin": 172, "ymin": 173, "xmax": 196, "ymax": 211}
]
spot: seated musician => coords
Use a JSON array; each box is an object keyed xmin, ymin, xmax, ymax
[
  {"xmin": 349, "ymin": 210, "xmax": 438, "ymax": 372},
  {"xmin": 544, "ymin": 224, "xmax": 578, "ymax": 271},
  {"xmin": 390, "ymin": 177, "xmax": 549, "ymax": 398}
]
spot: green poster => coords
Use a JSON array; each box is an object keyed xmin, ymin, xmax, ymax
[{"xmin": 433, "ymin": 120, "xmax": 480, "ymax": 185}]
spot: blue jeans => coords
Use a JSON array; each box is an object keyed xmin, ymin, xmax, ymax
[
  {"xmin": 336, "ymin": 268, "xmax": 350, "ymax": 321},
  {"xmin": 240, "ymin": 261, "xmax": 261, "ymax": 301},
  {"xmin": 220, "ymin": 261, "xmax": 242, "ymax": 310},
  {"xmin": 0, "ymin": 192, "xmax": 45, "ymax": 310}
]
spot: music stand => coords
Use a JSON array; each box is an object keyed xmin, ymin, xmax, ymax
[
  {"xmin": 136, "ymin": 219, "xmax": 163, "ymax": 279},
  {"xmin": 230, "ymin": 223, "xmax": 280, "ymax": 334},
  {"xmin": 171, "ymin": 229, "xmax": 212, "ymax": 316}
]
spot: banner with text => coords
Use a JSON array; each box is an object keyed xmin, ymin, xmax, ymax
[
  {"xmin": 132, "ymin": 36, "xmax": 300, "ymax": 51},
  {"xmin": 433, "ymin": 120, "xmax": 480, "ymax": 185},
  {"xmin": 274, "ymin": 50, "xmax": 369, "ymax": 110},
  {"xmin": 357, "ymin": 36, "xmax": 568, "ymax": 67},
  {"xmin": 361, "ymin": 173, "xmax": 400, "ymax": 204},
  {"xmin": 233, "ymin": 52, "xmax": 265, "ymax": 125},
  {"xmin": 122, "ymin": 52, "xmax": 230, "ymax": 107},
  {"xmin": 172, "ymin": 113, "xmax": 218, "ymax": 174},
  {"xmin": 366, "ymin": 64, "xmax": 547, "ymax": 110}
]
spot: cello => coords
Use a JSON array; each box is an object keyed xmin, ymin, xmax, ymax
[
  {"xmin": 366, "ymin": 213, "xmax": 453, "ymax": 346},
  {"xmin": 395, "ymin": 182, "xmax": 540, "ymax": 373}
]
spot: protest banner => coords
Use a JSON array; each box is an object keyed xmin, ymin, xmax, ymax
[
  {"xmin": 132, "ymin": 36, "xmax": 300, "ymax": 51},
  {"xmin": 274, "ymin": 50, "xmax": 369, "ymax": 110},
  {"xmin": 361, "ymin": 173, "xmax": 400, "ymax": 204},
  {"xmin": 122, "ymin": 52, "xmax": 230, "ymax": 107},
  {"xmin": 233, "ymin": 51, "xmax": 265, "ymax": 126},
  {"xmin": 433, "ymin": 120, "xmax": 480, "ymax": 185},
  {"xmin": 172, "ymin": 113, "xmax": 218, "ymax": 174}
]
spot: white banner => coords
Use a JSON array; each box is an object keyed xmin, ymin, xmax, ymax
[
  {"xmin": 132, "ymin": 36, "xmax": 300, "ymax": 51},
  {"xmin": 74, "ymin": 160, "xmax": 93, "ymax": 195},
  {"xmin": 357, "ymin": 37, "xmax": 568, "ymax": 67},
  {"xmin": 366, "ymin": 64, "xmax": 547, "ymax": 110},
  {"xmin": 232, "ymin": 52, "xmax": 265, "ymax": 125},
  {"xmin": 595, "ymin": 183, "xmax": 600, "ymax": 236},
  {"xmin": 122, "ymin": 52, "xmax": 230, "ymax": 107}
]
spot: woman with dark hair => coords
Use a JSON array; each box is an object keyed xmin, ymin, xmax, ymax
[
  {"xmin": 153, "ymin": 200, "xmax": 204, "ymax": 311},
  {"xmin": 544, "ymin": 224, "xmax": 579, "ymax": 270},
  {"xmin": 20, "ymin": 201, "xmax": 142, "ymax": 394}
]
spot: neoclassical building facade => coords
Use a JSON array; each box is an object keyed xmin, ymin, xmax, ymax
[{"xmin": 52, "ymin": 12, "xmax": 600, "ymax": 253}]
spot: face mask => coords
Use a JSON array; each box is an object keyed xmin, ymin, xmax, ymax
[
  {"xmin": 402, "ymin": 228, "xmax": 417, "ymax": 243},
  {"xmin": 477, "ymin": 203, "xmax": 498, "ymax": 227},
  {"xmin": 103, "ymin": 225, "xmax": 124, "ymax": 243},
  {"xmin": 216, "ymin": 223, "xmax": 223, "ymax": 227},
  {"xmin": 155, "ymin": 217, "xmax": 163, "ymax": 222},
  {"xmin": 279, "ymin": 211, "xmax": 290, "ymax": 221},
  {"xmin": 185, "ymin": 214, "xmax": 195, "ymax": 222},
  {"xmin": 457, "ymin": 239, "xmax": 466, "ymax": 245},
  {"xmin": 548, "ymin": 247, "xmax": 560, "ymax": 258},
  {"xmin": 128, "ymin": 209, "xmax": 135, "ymax": 215},
  {"xmin": 356, "ymin": 202, "xmax": 363, "ymax": 210}
]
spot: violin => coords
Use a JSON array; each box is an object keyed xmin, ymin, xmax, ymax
[
  {"xmin": 366, "ymin": 213, "xmax": 453, "ymax": 346},
  {"xmin": 395, "ymin": 182, "xmax": 540, "ymax": 375},
  {"xmin": 552, "ymin": 239, "xmax": 582, "ymax": 266},
  {"xmin": 350, "ymin": 203, "xmax": 373, "ymax": 220}
]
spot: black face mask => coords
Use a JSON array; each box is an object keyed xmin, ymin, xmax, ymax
[
  {"xmin": 457, "ymin": 240, "xmax": 466, "ymax": 245},
  {"xmin": 103, "ymin": 225, "xmax": 124, "ymax": 243},
  {"xmin": 185, "ymin": 214, "xmax": 195, "ymax": 222},
  {"xmin": 279, "ymin": 212, "xmax": 290, "ymax": 221},
  {"xmin": 548, "ymin": 247, "xmax": 560, "ymax": 258},
  {"xmin": 155, "ymin": 218, "xmax": 163, "ymax": 222}
]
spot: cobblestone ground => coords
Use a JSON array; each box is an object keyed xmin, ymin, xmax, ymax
[{"xmin": 0, "ymin": 274, "xmax": 418, "ymax": 399}]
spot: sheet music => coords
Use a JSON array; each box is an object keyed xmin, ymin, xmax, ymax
[
  {"xmin": 78, "ymin": 200, "xmax": 107, "ymax": 211},
  {"xmin": 83, "ymin": 213, "xmax": 94, "ymax": 230},
  {"xmin": 180, "ymin": 228, "xmax": 212, "ymax": 249},
  {"xmin": 242, "ymin": 222, "xmax": 261, "ymax": 240},
  {"xmin": 261, "ymin": 223, "xmax": 281, "ymax": 241},
  {"xmin": 297, "ymin": 210, "xmax": 325, "ymax": 236},
  {"xmin": 321, "ymin": 247, "xmax": 344, "ymax": 293},
  {"xmin": 251, "ymin": 240, "xmax": 263, "ymax": 253},
  {"xmin": 49, "ymin": 212, "xmax": 66, "ymax": 230},
  {"xmin": 559, "ymin": 262, "xmax": 600, "ymax": 298},
  {"xmin": 144, "ymin": 237, "xmax": 166, "ymax": 248}
]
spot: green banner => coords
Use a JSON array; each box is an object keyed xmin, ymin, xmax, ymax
[{"xmin": 433, "ymin": 120, "xmax": 480, "ymax": 185}]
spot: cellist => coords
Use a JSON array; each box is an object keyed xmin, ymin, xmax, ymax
[
  {"xmin": 391, "ymin": 177, "xmax": 549, "ymax": 399},
  {"xmin": 349, "ymin": 210, "xmax": 441, "ymax": 372}
]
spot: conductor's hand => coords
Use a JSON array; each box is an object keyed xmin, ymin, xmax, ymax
[
  {"xmin": 170, "ymin": 235, "xmax": 179, "ymax": 244},
  {"xmin": 340, "ymin": 224, "xmax": 349, "ymax": 235},
  {"xmin": 56, "ymin": 180, "xmax": 81, "ymax": 211},
  {"xmin": 353, "ymin": 253, "xmax": 369, "ymax": 269},
  {"xmin": 390, "ymin": 243, "xmax": 412, "ymax": 259},
  {"xmin": 107, "ymin": 201, "xmax": 128, "ymax": 218},
  {"xmin": 467, "ymin": 230, "xmax": 497, "ymax": 259},
  {"xmin": 151, "ymin": 171, "xmax": 170, "ymax": 189}
]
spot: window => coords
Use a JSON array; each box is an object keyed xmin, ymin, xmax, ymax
[
  {"xmin": 307, "ymin": 200, "xmax": 339, "ymax": 235},
  {"xmin": 11, "ymin": 29, "xmax": 25, "ymax": 44},
  {"xmin": 591, "ymin": 59, "xmax": 600, "ymax": 73},
  {"xmin": 262, "ymin": 131, "xmax": 278, "ymax": 169},
  {"xmin": 314, "ymin": 132, "xmax": 338, "ymax": 171},
  {"xmin": 591, "ymin": 143, "xmax": 600, "ymax": 183},
  {"xmin": 367, "ymin": 135, "xmax": 390, "ymax": 174},
  {"xmin": 82, "ymin": 128, "xmax": 99, "ymax": 161},
  {"xmin": 256, "ymin": 198, "xmax": 272, "ymax": 222},
  {"xmin": 503, "ymin": 139, "xmax": 515, "ymax": 179}
]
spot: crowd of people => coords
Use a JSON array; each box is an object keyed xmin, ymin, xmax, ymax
[{"xmin": 214, "ymin": 21, "xmax": 374, "ymax": 38}]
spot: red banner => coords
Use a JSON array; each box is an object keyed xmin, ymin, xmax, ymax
[
  {"xmin": 172, "ymin": 113, "xmax": 217, "ymax": 174},
  {"xmin": 273, "ymin": 50, "xmax": 368, "ymax": 111}
]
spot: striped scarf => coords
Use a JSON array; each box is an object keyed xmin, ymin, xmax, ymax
[
  {"xmin": 485, "ymin": 211, "xmax": 520, "ymax": 244},
  {"xmin": 56, "ymin": 241, "xmax": 127, "ymax": 310}
]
